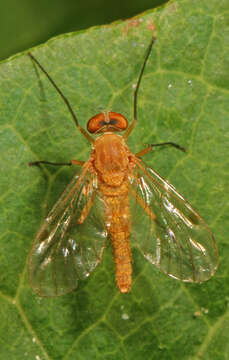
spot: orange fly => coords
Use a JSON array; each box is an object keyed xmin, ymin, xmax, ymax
[{"xmin": 28, "ymin": 37, "xmax": 218, "ymax": 296}]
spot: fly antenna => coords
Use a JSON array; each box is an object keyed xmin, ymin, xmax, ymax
[
  {"xmin": 124, "ymin": 36, "xmax": 156, "ymax": 139},
  {"xmin": 28, "ymin": 52, "xmax": 94, "ymax": 143}
]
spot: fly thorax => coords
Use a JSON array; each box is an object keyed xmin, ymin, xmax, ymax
[{"xmin": 93, "ymin": 133, "xmax": 129, "ymax": 186}]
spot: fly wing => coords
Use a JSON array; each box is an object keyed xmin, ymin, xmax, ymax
[
  {"xmin": 29, "ymin": 164, "xmax": 107, "ymax": 296},
  {"xmin": 129, "ymin": 159, "xmax": 219, "ymax": 282}
]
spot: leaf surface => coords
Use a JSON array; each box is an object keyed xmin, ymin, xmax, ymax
[{"xmin": 0, "ymin": 1, "xmax": 228, "ymax": 359}]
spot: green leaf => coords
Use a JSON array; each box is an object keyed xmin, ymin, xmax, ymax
[{"xmin": 0, "ymin": 0, "xmax": 228, "ymax": 359}]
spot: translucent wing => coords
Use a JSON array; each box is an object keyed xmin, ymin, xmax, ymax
[
  {"xmin": 29, "ymin": 163, "xmax": 107, "ymax": 296},
  {"xmin": 129, "ymin": 158, "xmax": 218, "ymax": 282}
]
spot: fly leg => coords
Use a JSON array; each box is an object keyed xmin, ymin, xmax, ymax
[
  {"xmin": 29, "ymin": 159, "xmax": 85, "ymax": 167},
  {"xmin": 124, "ymin": 36, "xmax": 156, "ymax": 139},
  {"xmin": 28, "ymin": 52, "xmax": 94, "ymax": 144},
  {"xmin": 130, "ymin": 180, "xmax": 166, "ymax": 233},
  {"xmin": 77, "ymin": 182, "xmax": 95, "ymax": 224},
  {"xmin": 129, "ymin": 186, "xmax": 156, "ymax": 222},
  {"xmin": 135, "ymin": 142, "xmax": 186, "ymax": 158},
  {"xmin": 77, "ymin": 194, "xmax": 95, "ymax": 224}
]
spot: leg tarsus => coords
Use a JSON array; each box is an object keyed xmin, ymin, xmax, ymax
[
  {"xmin": 135, "ymin": 142, "xmax": 186, "ymax": 158},
  {"xmin": 28, "ymin": 160, "xmax": 72, "ymax": 167},
  {"xmin": 150, "ymin": 142, "xmax": 186, "ymax": 153},
  {"xmin": 28, "ymin": 159, "xmax": 85, "ymax": 167}
]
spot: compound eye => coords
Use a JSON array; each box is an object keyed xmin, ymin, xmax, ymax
[
  {"xmin": 87, "ymin": 112, "xmax": 128, "ymax": 133},
  {"xmin": 109, "ymin": 112, "xmax": 128, "ymax": 131},
  {"xmin": 87, "ymin": 113, "xmax": 105, "ymax": 133}
]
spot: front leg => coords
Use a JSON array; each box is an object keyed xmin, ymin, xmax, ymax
[
  {"xmin": 135, "ymin": 142, "xmax": 186, "ymax": 158},
  {"xmin": 28, "ymin": 159, "xmax": 85, "ymax": 167}
]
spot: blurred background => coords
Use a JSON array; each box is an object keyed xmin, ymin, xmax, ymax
[{"xmin": 0, "ymin": 0, "xmax": 167, "ymax": 61}]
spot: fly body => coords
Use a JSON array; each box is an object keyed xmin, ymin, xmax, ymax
[{"xmin": 92, "ymin": 131, "xmax": 133, "ymax": 293}]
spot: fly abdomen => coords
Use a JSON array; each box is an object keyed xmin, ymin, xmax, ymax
[
  {"xmin": 103, "ymin": 189, "xmax": 132, "ymax": 293},
  {"xmin": 110, "ymin": 231, "xmax": 132, "ymax": 293}
]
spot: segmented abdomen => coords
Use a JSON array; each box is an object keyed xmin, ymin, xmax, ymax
[{"xmin": 103, "ymin": 189, "xmax": 132, "ymax": 293}]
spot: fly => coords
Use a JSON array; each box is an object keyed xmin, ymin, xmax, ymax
[{"xmin": 28, "ymin": 36, "xmax": 218, "ymax": 296}]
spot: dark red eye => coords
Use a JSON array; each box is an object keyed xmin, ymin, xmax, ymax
[{"xmin": 87, "ymin": 112, "xmax": 128, "ymax": 133}]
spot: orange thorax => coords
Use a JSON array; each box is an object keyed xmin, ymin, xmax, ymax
[{"xmin": 93, "ymin": 133, "xmax": 129, "ymax": 186}]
